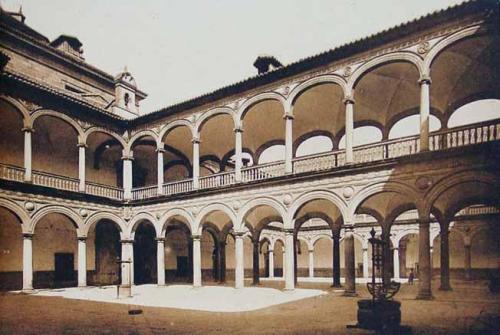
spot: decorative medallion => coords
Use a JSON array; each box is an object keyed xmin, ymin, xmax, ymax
[
  {"xmin": 156, "ymin": 212, "xmax": 161, "ymax": 220},
  {"xmin": 283, "ymin": 86, "xmax": 290, "ymax": 96},
  {"xmin": 417, "ymin": 41, "xmax": 430, "ymax": 54},
  {"xmin": 123, "ymin": 207, "xmax": 133, "ymax": 221},
  {"xmin": 282, "ymin": 194, "xmax": 293, "ymax": 206},
  {"xmin": 232, "ymin": 200, "xmax": 241, "ymax": 211},
  {"xmin": 191, "ymin": 206, "xmax": 199, "ymax": 216},
  {"xmin": 79, "ymin": 208, "xmax": 88, "ymax": 217},
  {"xmin": 342, "ymin": 186, "xmax": 354, "ymax": 199},
  {"xmin": 342, "ymin": 66, "xmax": 352, "ymax": 78},
  {"xmin": 24, "ymin": 201, "xmax": 35, "ymax": 211},
  {"xmin": 415, "ymin": 176, "xmax": 432, "ymax": 190}
]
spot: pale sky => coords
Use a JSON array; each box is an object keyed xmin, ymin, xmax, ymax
[{"xmin": 1, "ymin": 0, "xmax": 466, "ymax": 114}]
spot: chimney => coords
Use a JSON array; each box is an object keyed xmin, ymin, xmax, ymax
[
  {"xmin": 50, "ymin": 35, "xmax": 84, "ymax": 60},
  {"xmin": 253, "ymin": 55, "xmax": 283, "ymax": 74}
]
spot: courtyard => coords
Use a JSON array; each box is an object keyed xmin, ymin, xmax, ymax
[{"xmin": 1, "ymin": 280, "xmax": 499, "ymax": 334}]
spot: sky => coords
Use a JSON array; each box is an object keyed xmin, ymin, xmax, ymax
[{"xmin": 1, "ymin": 0, "xmax": 467, "ymax": 114}]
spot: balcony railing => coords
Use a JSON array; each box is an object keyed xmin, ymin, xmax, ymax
[{"xmin": 0, "ymin": 119, "xmax": 498, "ymax": 201}]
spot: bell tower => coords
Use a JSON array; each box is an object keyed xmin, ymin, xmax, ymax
[{"xmin": 112, "ymin": 67, "xmax": 147, "ymax": 119}]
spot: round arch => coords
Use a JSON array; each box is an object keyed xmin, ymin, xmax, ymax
[
  {"xmin": 237, "ymin": 197, "xmax": 287, "ymax": 232},
  {"xmin": 83, "ymin": 211, "xmax": 124, "ymax": 237},
  {"xmin": 239, "ymin": 92, "xmax": 287, "ymax": 121},
  {"xmin": 195, "ymin": 107, "xmax": 238, "ymax": 134},
  {"xmin": 30, "ymin": 205, "xmax": 83, "ymax": 236},
  {"xmin": 159, "ymin": 208, "xmax": 194, "ymax": 236},
  {"xmin": 127, "ymin": 212, "xmax": 159, "ymax": 239},
  {"xmin": 83, "ymin": 127, "xmax": 127, "ymax": 149},
  {"xmin": 30, "ymin": 110, "xmax": 85, "ymax": 141},
  {"xmin": 0, "ymin": 198, "xmax": 30, "ymax": 233},
  {"xmin": 127, "ymin": 130, "xmax": 160, "ymax": 152},
  {"xmin": 195, "ymin": 203, "xmax": 236, "ymax": 235},
  {"xmin": 288, "ymin": 75, "xmax": 348, "ymax": 106},
  {"xmin": 158, "ymin": 119, "xmax": 196, "ymax": 142},
  {"xmin": 288, "ymin": 190, "xmax": 348, "ymax": 227},
  {"xmin": 0, "ymin": 95, "xmax": 31, "ymax": 126}
]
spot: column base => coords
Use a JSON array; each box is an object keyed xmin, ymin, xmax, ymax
[
  {"xmin": 415, "ymin": 291, "xmax": 434, "ymax": 300},
  {"xmin": 331, "ymin": 283, "xmax": 342, "ymax": 288},
  {"xmin": 438, "ymin": 285, "xmax": 452, "ymax": 291},
  {"xmin": 342, "ymin": 290, "xmax": 358, "ymax": 297},
  {"xmin": 21, "ymin": 288, "xmax": 34, "ymax": 294}
]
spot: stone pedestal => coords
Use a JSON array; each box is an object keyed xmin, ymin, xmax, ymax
[{"xmin": 356, "ymin": 300, "xmax": 402, "ymax": 332}]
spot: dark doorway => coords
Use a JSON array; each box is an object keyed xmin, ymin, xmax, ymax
[
  {"xmin": 134, "ymin": 223, "xmax": 157, "ymax": 284},
  {"xmin": 94, "ymin": 220, "xmax": 121, "ymax": 285},
  {"xmin": 55, "ymin": 253, "xmax": 74, "ymax": 284},
  {"xmin": 177, "ymin": 256, "xmax": 189, "ymax": 278}
]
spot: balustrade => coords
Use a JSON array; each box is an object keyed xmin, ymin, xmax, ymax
[
  {"xmin": 131, "ymin": 185, "xmax": 158, "ymax": 200},
  {"xmin": 0, "ymin": 163, "xmax": 25, "ymax": 182},
  {"xmin": 163, "ymin": 178, "xmax": 193, "ymax": 196},
  {"xmin": 199, "ymin": 171, "xmax": 235, "ymax": 189},
  {"xmin": 241, "ymin": 161, "xmax": 285, "ymax": 182}
]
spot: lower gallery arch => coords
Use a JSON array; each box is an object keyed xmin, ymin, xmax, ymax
[
  {"xmin": 200, "ymin": 223, "xmax": 220, "ymax": 283},
  {"xmin": 86, "ymin": 219, "xmax": 121, "ymax": 286},
  {"xmin": 133, "ymin": 220, "xmax": 157, "ymax": 285},
  {"xmin": 33, "ymin": 213, "xmax": 78, "ymax": 288},
  {"xmin": 163, "ymin": 218, "xmax": 192, "ymax": 284},
  {"xmin": 0, "ymin": 206, "xmax": 23, "ymax": 290}
]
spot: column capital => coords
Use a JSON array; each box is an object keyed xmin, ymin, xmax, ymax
[
  {"xmin": 156, "ymin": 147, "xmax": 166, "ymax": 153},
  {"xmin": 21, "ymin": 127, "xmax": 34, "ymax": 133},
  {"xmin": 77, "ymin": 143, "xmax": 88, "ymax": 148},
  {"xmin": 23, "ymin": 233, "xmax": 34, "ymax": 239},
  {"xmin": 192, "ymin": 137, "xmax": 201, "ymax": 144},
  {"xmin": 343, "ymin": 96, "xmax": 355, "ymax": 105},
  {"xmin": 191, "ymin": 234, "xmax": 201, "ymax": 241},
  {"xmin": 233, "ymin": 126, "xmax": 244, "ymax": 133},
  {"xmin": 77, "ymin": 236, "xmax": 87, "ymax": 242},
  {"xmin": 308, "ymin": 249, "xmax": 314, "ymax": 253},
  {"xmin": 418, "ymin": 75, "xmax": 432, "ymax": 85},
  {"xmin": 120, "ymin": 239, "xmax": 134, "ymax": 244},
  {"xmin": 155, "ymin": 237, "xmax": 165, "ymax": 242},
  {"xmin": 234, "ymin": 231, "xmax": 246, "ymax": 238},
  {"xmin": 121, "ymin": 155, "xmax": 134, "ymax": 161},
  {"xmin": 419, "ymin": 217, "xmax": 432, "ymax": 225},
  {"xmin": 283, "ymin": 114, "xmax": 294, "ymax": 120},
  {"xmin": 283, "ymin": 228, "xmax": 294, "ymax": 235}
]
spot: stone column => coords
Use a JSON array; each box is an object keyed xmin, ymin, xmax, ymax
[
  {"xmin": 156, "ymin": 237, "xmax": 165, "ymax": 286},
  {"xmin": 393, "ymin": 247, "xmax": 400, "ymax": 281},
  {"xmin": 344, "ymin": 97, "xmax": 355, "ymax": 164},
  {"xmin": 439, "ymin": 222, "xmax": 451, "ymax": 290},
  {"xmin": 419, "ymin": 75, "xmax": 431, "ymax": 152},
  {"xmin": 192, "ymin": 234, "xmax": 202, "ymax": 287},
  {"xmin": 268, "ymin": 250, "xmax": 274, "ymax": 278},
  {"xmin": 219, "ymin": 241, "xmax": 226, "ymax": 283},
  {"xmin": 333, "ymin": 233, "xmax": 341, "ymax": 287},
  {"xmin": 78, "ymin": 143, "xmax": 86, "ymax": 192},
  {"xmin": 400, "ymin": 243, "xmax": 407, "ymax": 278},
  {"xmin": 284, "ymin": 229, "xmax": 295, "ymax": 290},
  {"xmin": 23, "ymin": 127, "xmax": 33, "ymax": 182},
  {"xmin": 284, "ymin": 115, "xmax": 294, "ymax": 174},
  {"xmin": 252, "ymin": 240, "xmax": 259, "ymax": 285},
  {"xmin": 464, "ymin": 242, "xmax": 472, "ymax": 281},
  {"xmin": 417, "ymin": 218, "xmax": 433, "ymax": 299},
  {"xmin": 77, "ymin": 237, "xmax": 87, "ymax": 287},
  {"xmin": 157, "ymin": 148, "xmax": 165, "ymax": 195},
  {"xmin": 122, "ymin": 153, "xmax": 133, "ymax": 200},
  {"xmin": 308, "ymin": 249, "xmax": 314, "ymax": 278},
  {"xmin": 120, "ymin": 239, "xmax": 134, "ymax": 286},
  {"xmin": 22, "ymin": 233, "xmax": 33, "ymax": 291},
  {"xmin": 235, "ymin": 233, "xmax": 244, "ymax": 289},
  {"xmin": 192, "ymin": 137, "xmax": 200, "ymax": 189},
  {"xmin": 362, "ymin": 247, "xmax": 369, "ymax": 279},
  {"xmin": 343, "ymin": 228, "xmax": 356, "ymax": 296},
  {"xmin": 234, "ymin": 127, "xmax": 243, "ymax": 182}
]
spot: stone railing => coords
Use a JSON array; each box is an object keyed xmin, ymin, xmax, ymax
[
  {"xmin": 86, "ymin": 182, "xmax": 123, "ymax": 200},
  {"xmin": 241, "ymin": 161, "xmax": 286, "ymax": 182},
  {"xmin": 1, "ymin": 119, "xmax": 498, "ymax": 201},
  {"xmin": 199, "ymin": 171, "xmax": 236, "ymax": 189},
  {"xmin": 0, "ymin": 163, "xmax": 25, "ymax": 182},
  {"xmin": 163, "ymin": 178, "xmax": 193, "ymax": 196},
  {"xmin": 131, "ymin": 185, "xmax": 158, "ymax": 201}
]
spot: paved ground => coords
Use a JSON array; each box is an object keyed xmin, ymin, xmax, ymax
[{"xmin": 1, "ymin": 279, "xmax": 499, "ymax": 334}]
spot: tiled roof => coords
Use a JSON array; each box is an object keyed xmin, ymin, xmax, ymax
[{"xmin": 132, "ymin": 0, "xmax": 498, "ymax": 125}]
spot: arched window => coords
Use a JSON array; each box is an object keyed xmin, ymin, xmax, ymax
[
  {"xmin": 389, "ymin": 115, "xmax": 441, "ymax": 139},
  {"xmin": 448, "ymin": 99, "xmax": 500, "ymax": 128},
  {"xmin": 258, "ymin": 145, "xmax": 285, "ymax": 164},
  {"xmin": 338, "ymin": 126, "xmax": 382, "ymax": 149},
  {"xmin": 296, "ymin": 135, "xmax": 333, "ymax": 157}
]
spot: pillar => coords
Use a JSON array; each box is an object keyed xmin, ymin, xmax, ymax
[
  {"xmin": 333, "ymin": 233, "xmax": 341, "ymax": 287},
  {"xmin": 157, "ymin": 148, "xmax": 165, "ymax": 195},
  {"xmin": 23, "ymin": 127, "xmax": 33, "ymax": 182},
  {"xmin": 122, "ymin": 152, "xmax": 133, "ymax": 200},
  {"xmin": 192, "ymin": 137, "xmax": 200, "ymax": 189},
  {"xmin": 22, "ymin": 233, "xmax": 33, "ymax": 291},
  {"xmin": 344, "ymin": 228, "xmax": 356, "ymax": 296},
  {"xmin": 234, "ymin": 127, "xmax": 243, "ymax": 182},
  {"xmin": 157, "ymin": 237, "xmax": 165, "ymax": 286},
  {"xmin": 235, "ymin": 233, "xmax": 244, "ymax": 289},
  {"xmin": 464, "ymin": 243, "xmax": 472, "ymax": 281},
  {"xmin": 393, "ymin": 247, "xmax": 400, "ymax": 281},
  {"xmin": 268, "ymin": 250, "xmax": 274, "ymax": 278},
  {"xmin": 417, "ymin": 218, "xmax": 433, "ymax": 299},
  {"xmin": 78, "ymin": 143, "xmax": 86, "ymax": 192},
  {"xmin": 439, "ymin": 222, "xmax": 451, "ymax": 289},
  {"xmin": 344, "ymin": 97, "xmax": 355, "ymax": 163},
  {"xmin": 120, "ymin": 239, "xmax": 134, "ymax": 286},
  {"xmin": 362, "ymin": 247, "xmax": 369, "ymax": 279},
  {"xmin": 77, "ymin": 237, "xmax": 87, "ymax": 287},
  {"xmin": 282, "ymin": 247, "xmax": 286, "ymax": 278},
  {"xmin": 400, "ymin": 243, "xmax": 407, "ymax": 278},
  {"xmin": 219, "ymin": 241, "xmax": 226, "ymax": 283},
  {"xmin": 284, "ymin": 115, "xmax": 294, "ymax": 174},
  {"xmin": 419, "ymin": 75, "xmax": 431, "ymax": 152},
  {"xmin": 192, "ymin": 234, "xmax": 202, "ymax": 287},
  {"xmin": 284, "ymin": 229, "xmax": 295, "ymax": 290},
  {"xmin": 252, "ymin": 240, "xmax": 259, "ymax": 285},
  {"xmin": 308, "ymin": 249, "xmax": 314, "ymax": 278}
]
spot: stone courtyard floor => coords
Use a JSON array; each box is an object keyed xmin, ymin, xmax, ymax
[{"xmin": 1, "ymin": 279, "xmax": 499, "ymax": 334}]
